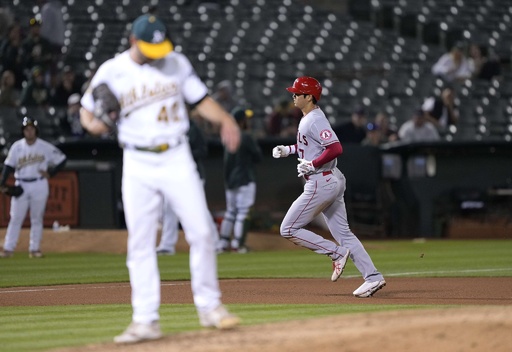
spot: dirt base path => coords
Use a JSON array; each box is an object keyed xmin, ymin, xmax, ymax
[{"xmin": 1, "ymin": 277, "xmax": 512, "ymax": 306}]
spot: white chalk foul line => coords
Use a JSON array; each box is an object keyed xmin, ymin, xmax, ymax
[
  {"xmin": 344, "ymin": 267, "xmax": 512, "ymax": 278},
  {"xmin": 0, "ymin": 282, "xmax": 188, "ymax": 294},
  {"xmin": 1, "ymin": 268, "xmax": 511, "ymax": 293}
]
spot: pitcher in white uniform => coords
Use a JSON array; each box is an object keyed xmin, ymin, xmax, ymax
[
  {"xmin": 0, "ymin": 117, "xmax": 67, "ymax": 258},
  {"xmin": 272, "ymin": 76, "xmax": 386, "ymax": 298},
  {"xmin": 80, "ymin": 14, "xmax": 241, "ymax": 344}
]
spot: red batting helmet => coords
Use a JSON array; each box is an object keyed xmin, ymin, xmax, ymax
[{"xmin": 286, "ymin": 76, "xmax": 322, "ymax": 101}]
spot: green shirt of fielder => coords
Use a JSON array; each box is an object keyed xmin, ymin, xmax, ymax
[{"xmin": 219, "ymin": 108, "xmax": 263, "ymax": 252}]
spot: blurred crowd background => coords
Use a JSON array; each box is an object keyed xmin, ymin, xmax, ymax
[
  {"xmin": 1, "ymin": 0, "xmax": 512, "ymax": 237},
  {"xmin": 1, "ymin": 0, "xmax": 511, "ymax": 152}
]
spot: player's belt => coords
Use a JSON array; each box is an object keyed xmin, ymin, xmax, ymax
[
  {"xmin": 304, "ymin": 170, "xmax": 332, "ymax": 181},
  {"xmin": 134, "ymin": 143, "xmax": 171, "ymax": 153},
  {"xmin": 121, "ymin": 137, "xmax": 186, "ymax": 153},
  {"xmin": 17, "ymin": 177, "xmax": 44, "ymax": 182}
]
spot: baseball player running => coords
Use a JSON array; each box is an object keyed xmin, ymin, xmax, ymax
[
  {"xmin": 80, "ymin": 14, "xmax": 240, "ymax": 344},
  {"xmin": 272, "ymin": 76, "xmax": 386, "ymax": 298},
  {"xmin": 0, "ymin": 117, "xmax": 67, "ymax": 258}
]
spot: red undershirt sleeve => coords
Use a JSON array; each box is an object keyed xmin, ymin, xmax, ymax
[
  {"xmin": 312, "ymin": 142, "xmax": 343, "ymax": 168},
  {"xmin": 288, "ymin": 144, "xmax": 298, "ymax": 155}
]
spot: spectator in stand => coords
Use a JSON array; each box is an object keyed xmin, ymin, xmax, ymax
[
  {"xmin": 81, "ymin": 67, "xmax": 97, "ymax": 95},
  {"xmin": 39, "ymin": 0, "xmax": 65, "ymax": 57},
  {"xmin": 21, "ymin": 18, "xmax": 53, "ymax": 74},
  {"xmin": 333, "ymin": 106, "xmax": 367, "ymax": 144},
  {"xmin": 50, "ymin": 65, "xmax": 83, "ymax": 106},
  {"xmin": 198, "ymin": 80, "xmax": 239, "ymax": 136},
  {"xmin": 361, "ymin": 122, "xmax": 382, "ymax": 146},
  {"xmin": 432, "ymin": 43, "xmax": 472, "ymax": 83},
  {"xmin": 212, "ymin": 80, "xmax": 238, "ymax": 113},
  {"xmin": 60, "ymin": 93, "xmax": 85, "ymax": 137},
  {"xmin": 374, "ymin": 111, "xmax": 398, "ymax": 143},
  {"xmin": 398, "ymin": 109, "xmax": 440, "ymax": 142},
  {"xmin": 20, "ymin": 66, "xmax": 51, "ymax": 107},
  {"xmin": 0, "ymin": 7, "xmax": 14, "ymax": 38},
  {"xmin": 264, "ymin": 98, "xmax": 302, "ymax": 137},
  {"xmin": 422, "ymin": 86, "xmax": 459, "ymax": 131},
  {"xmin": 468, "ymin": 43, "xmax": 502, "ymax": 81},
  {"xmin": 0, "ymin": 23, "xmax": 24, "ymax": 90},
  {"xmin": 0, "ymin": 70, "xmax": 20, "ymax": 107}
]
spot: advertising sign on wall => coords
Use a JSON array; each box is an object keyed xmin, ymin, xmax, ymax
[{"xmin": 0, "ymin": 171, "xmax": 79, "ymax": 227}]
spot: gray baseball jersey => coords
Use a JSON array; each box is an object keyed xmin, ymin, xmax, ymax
[
  {"xmin": 281, "ymin": 107, "xmax": 384, "ymax": 283},
  {"xmin": 296, "ymin": 107, "xmax": 338, "ymax": 173}
]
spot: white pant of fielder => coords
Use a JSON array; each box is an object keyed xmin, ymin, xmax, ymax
[
  {"xmin": 122, "ymin": 143, "xmax": 221, "ymax": 324},
  {"xmin": 3, "ymin": 179, "xmax": 49, "ymax": 252}
]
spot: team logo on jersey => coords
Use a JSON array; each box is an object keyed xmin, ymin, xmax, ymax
[
  {"xmin": 152, "ymin": 30, "xmax": 165, "ymax": 43},
  {"xmin": 320, "ymin": 129, "xmax": 332, "ymax": 140}
]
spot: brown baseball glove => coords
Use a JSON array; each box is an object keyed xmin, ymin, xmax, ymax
[
  {"xmin": 92, "ymin": 83, "xmax": 121, "ymax": 130},
  {"xmin": 0, "ymin": 185, "xmax": 24, "ymax": 197}
]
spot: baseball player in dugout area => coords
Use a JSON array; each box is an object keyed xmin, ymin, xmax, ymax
[
  {"xmin": 80, "ymin": 14, "xmax": 241, "ymax": 344},
  {"xmin": 272, "ymin": 76, "xmax": 386, "ymax": 298},
  {"xmin": 0, "ymin": 117, "xmax": 67, "ymax": 259},
  {"xmin": 218, "ymin": 107, "xmax": 263, "ymax": 253}
]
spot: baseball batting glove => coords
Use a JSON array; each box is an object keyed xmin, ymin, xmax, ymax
[
  {"xmin": 297, "ymin": 158, "xmax": 315, "ymax": 177},
  {"xmin": 272, "ymin": 145, "xmax": 290, "ymax": 158},
  {"xmin": 0, "ymin": 185, "xmax": 24, "ymax": 197},
  {"xmin": 92, "ymin": 83, "xmax": 121, "ymax": 131}
]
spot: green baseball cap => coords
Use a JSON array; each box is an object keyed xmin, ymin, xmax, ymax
[
  {"xmin": 231, "ymin": 107, "xmax": 254, "ymax": 122},
  {"xmin": 132, "ymin": 14, "xmax": 173, "ymax": 59}
]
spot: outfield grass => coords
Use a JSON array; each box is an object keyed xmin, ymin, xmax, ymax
[{"xmin": 0, "ymin": 239, "xmax": 511, "ymax": 351}]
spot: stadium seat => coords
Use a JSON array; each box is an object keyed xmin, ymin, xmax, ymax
[{"xmin": 5, "ymin": 0, "xmax": 511, "ymax": 140}]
